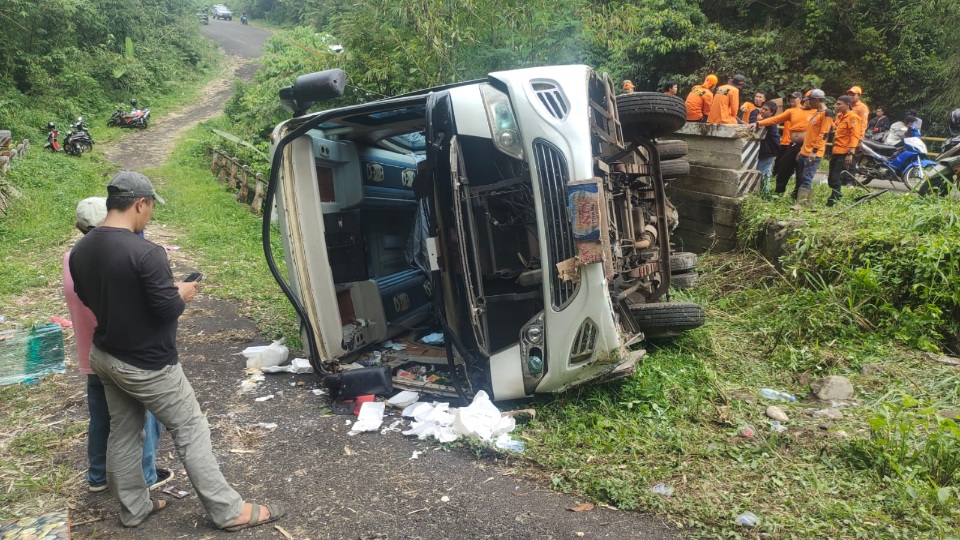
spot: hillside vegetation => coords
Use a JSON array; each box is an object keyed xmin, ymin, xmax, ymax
[{"xmin": 2, "ymin": 1, "xmax": 959, "ymax": 537}]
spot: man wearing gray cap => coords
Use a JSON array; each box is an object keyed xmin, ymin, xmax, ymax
[
  {"xmin": 69, "ymin": 171, "xmax": 284, "ymax": 531},
  {"xmin": 63, "ymin": 196, "xmax": 170, "ymax": 496}
]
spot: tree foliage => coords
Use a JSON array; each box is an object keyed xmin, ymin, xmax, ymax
[
  {"xmin": 0, "ymin": 0, "xmax": 217, "ymax": 141},
  {"xmin": 244, "ymin": 0, "xmax": 959, "ymax": 135}
]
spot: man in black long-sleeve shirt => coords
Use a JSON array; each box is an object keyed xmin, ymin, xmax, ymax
[{"xmin": 70, "ymin": 172, "xmax": 284, "ymax": 531}]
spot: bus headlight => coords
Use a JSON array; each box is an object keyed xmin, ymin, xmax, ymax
[{"xmin": 480, "ymin": 84, "xmax": 524, "ymax": 160}]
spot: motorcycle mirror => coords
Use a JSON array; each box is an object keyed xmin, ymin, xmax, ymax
[{"xmin": 279, "ymin": 69, "xmax": 346, "ymax": 117}]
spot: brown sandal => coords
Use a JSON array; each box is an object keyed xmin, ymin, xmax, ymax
[
  {"xmin": 221, "ymin": 502, "xmax": 285, "ymax": 532},
  {"xmin": 125, "ymin": 497, "xmax": 168, "ymax": 527}
]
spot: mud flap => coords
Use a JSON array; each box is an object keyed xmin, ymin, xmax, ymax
[{"xmin": 324, "ymin": 365, "xmax": 393, "ymax": 414}]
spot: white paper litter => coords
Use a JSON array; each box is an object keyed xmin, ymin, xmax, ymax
[
  {"xmin": 242, "ymin": 339, "xmax": 289, "ymax": 369},
  {"xmin": 400, "ymin": 391, "xmax": 516, "ymax": 444},
  {"xmin": 255, "ymin": 394, "xmax": 275, "ymax": 402},
  {"xmin": 380, "ymin": 419, "xmax": 403, "ymax": 434},
  {"xmin": 257, "ymin": 422, "xmax": 278, "ymax": 431},
  {"xmin": 260, "ymin": 357, "xmax": 313, "ymax": 374},
  {"xmin": 453, "ymin": 391, "xmax": 515, "ymax": 441},
  {"xmin": 420, "ymin": 332, "xmax": 444, "ymax": 345},
  {"xmin": 410, "ymin": 451, "xmax": 422, "ymax": 460},
  {"xmin": 311, "ymin": 389, "xmax": 326, "ymax": 396},
  {"xmin": 238, "ymin": 371, "xmax": 265, "ymax": 394},
  {"xmin": 382, "ymin": 340, "xmax": 407, "ymax": 351},
  {"xmin": 387, "ymin": 390, "xmax": 420, "ymax": 408},
  {"xmin": 348, "ymin": 401, "xmax": 385, "ymax": 435}
]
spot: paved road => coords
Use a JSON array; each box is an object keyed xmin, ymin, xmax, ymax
[{"xmin": 101, "ymin": 21, "xmax": 271, "ymax": 172}]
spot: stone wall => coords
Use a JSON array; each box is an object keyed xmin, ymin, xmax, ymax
[{"xmin": 665, "ymin": 123, "xmax": 764, "ymax": 253}]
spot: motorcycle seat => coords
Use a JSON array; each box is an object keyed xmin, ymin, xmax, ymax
[{"xmin": 861, "ymin": 139, "xmax": 900, "ymax": 156}]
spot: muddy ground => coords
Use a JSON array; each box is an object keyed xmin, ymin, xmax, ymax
[{"xmin": 54, "ymin": 21, "xmax": 682, "ymax": 540}]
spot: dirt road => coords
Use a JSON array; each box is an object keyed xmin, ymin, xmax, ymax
[{"xmin": 70, "ymin": 22, "xmax": 681, "ymax": 540}]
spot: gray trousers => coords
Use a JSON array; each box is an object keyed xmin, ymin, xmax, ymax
[{"xmin": 90, "ymin": 345, "xmax": 243, "ymax": 527}]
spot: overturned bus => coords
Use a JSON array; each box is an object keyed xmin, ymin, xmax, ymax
[{"xmin": 263, "ymin": 65, "xmax": 704, "ymax": 409}]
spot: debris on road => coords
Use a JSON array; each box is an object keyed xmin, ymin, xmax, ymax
[
  {"xmin": 242, "ymin": 339, "xmax": 288, "ymax": 369},
  {"xmin": 348, "ymin": 401, "xmax": 385, "ymax": 435},
  {"xmin": 161, "ymin": 486, "xmax": 189, "ymax": 499},
  {"xmin": 260, "ymin": 357, "xmax": 313, "ymax": 374},
  {"xmin": 254, "ymin": 394, "xmax": 274, "ymax": 402},
  {"xmin": 567, "ymin": 502, "xmax": 594, "ymax": 512},
  {"xmin": 386, "ymin": 390, "xmax": 419, "ymax": 408}
]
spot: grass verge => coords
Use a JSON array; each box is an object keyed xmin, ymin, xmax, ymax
[{"xmin": 2, "ymin": 131, "xmax": 958, "ymax": 536}]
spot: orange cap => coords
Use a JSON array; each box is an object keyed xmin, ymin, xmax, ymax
[
  {"xmin": 847, "ymin": 85, "xmax": 863, "ymax": 95},
  {"xmin": 704, "ymin": 74, "xmax": 718, "ymax": 88},
  {"xmin": 622, "ymin": 80, "xmax": 635, "ymax": 90}
]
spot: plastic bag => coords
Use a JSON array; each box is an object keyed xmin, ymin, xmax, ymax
[
  {"xmin": 242, "ymin": 339, "xmax": 288, "ymax": 369},
  {"xmin": 0, "ymin": 324, "xmax": 66, "ymax": 386}
]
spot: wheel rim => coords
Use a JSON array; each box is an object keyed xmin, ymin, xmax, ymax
[{"xmin": 901, "ymin": 166, "xmax": 924, "ymax": 192}]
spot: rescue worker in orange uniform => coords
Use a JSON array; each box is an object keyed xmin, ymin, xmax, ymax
[
  {"xmin": 826, "ymin": 95, "xmax": 862, "ymax": 206},
  {"xmin": 707, "ymin": 74, "xmax": 745, "ymax": 124},
  {"xmin": 771, "ymin": 91, "xmax": 802, "ymax": 183},
  {"xmin": 752, "ymin": 91, "xmax": 814, "ymax": 198},
  {"xmin": 740, "ymin": 90, "xmax": 766, "ymax": 123},
  {"xmin": 684, "ymin": 74, "xmax": 718, "ymax": 122},
  {"xmin": 846, "ymin": 86, "xmax": 869, "ymax": 139},
  {"xmin": 622, "ymin": 80, "xmax": 635, "ymax": 94},
  {"xmin": 794, "ymin": 89, "xmax": 834, "ymax": 208}
]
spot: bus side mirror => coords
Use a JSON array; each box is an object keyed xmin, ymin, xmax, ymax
[{"xmin": 279, "ymin": 69, "xmax": 347, "ymax": 117}]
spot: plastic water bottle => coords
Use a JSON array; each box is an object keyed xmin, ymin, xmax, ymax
[
  {"xmin": 759, "ymin": 388, "xmax": 796, "ymax": 402},
  {"xmin": 736, "ymin": 511, "xmax": 759, "ymax": 527}
]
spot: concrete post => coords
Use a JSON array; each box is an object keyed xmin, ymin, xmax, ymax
[{"xmin": 665, "ymin": 123, "xmax": 765, "ymax": 252}]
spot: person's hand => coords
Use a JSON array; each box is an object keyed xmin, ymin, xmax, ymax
[
  {"xmin": 177, "ymin": 281, "xmax": 200, "ymax": 303},
  {"xmin": 845, "ymin": 154, "xmax": 853, "ymax": 165},
  {"xmin": 807, "ymin": 155, "xmax": 815, "ymax": 165}
]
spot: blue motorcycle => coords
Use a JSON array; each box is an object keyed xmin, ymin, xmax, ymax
[{"xmin": 853, "ymin": 136, "xmax": 938, "ymax": 191}]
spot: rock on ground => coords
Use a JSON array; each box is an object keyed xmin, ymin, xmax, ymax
[{"xmin": 810, "ymin": 376, "xmax": 854, "ymax": 401}]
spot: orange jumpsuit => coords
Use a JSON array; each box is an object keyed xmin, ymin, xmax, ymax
[
  {"xmin": 799, "ymin": 109, "xmax": 835, "ymax": 158},
  {"xmin": 851, "ymin": 101, "xmax": 869, "ymax": 138},
  {"xmin": 757, "ymin": 107, "xmax": 813, "ymax": 138},
  {"xmin": 707, "ymin": 84, "xmax": 740, "ymax": 124},
  {"xmin": 685, "ymin": 86, "xmax": 713, "ymax": 121},
  {"xmin": 831, "ymin": 112, "xmax": 862, "ymax": 156}
]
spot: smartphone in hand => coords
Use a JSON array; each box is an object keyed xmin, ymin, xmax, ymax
[{"xmin": 184, "ymin": 272, "xmax": 204, "ymax": 282}]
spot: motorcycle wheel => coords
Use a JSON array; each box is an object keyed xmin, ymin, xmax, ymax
[
  {"xmin": 65, "ymin": 144, "xmax": 80, "ymax": 157},
  {"xmin": 900, "ymin": 165, "xmax": 927, "ymax": 192},
  {"xmin": 79, "ymin": 141, "xmax": 93, "ymax": 153},
  {"xmin": 851, "ymin": 156, "xmax": 877, "ymax": 191},
  {"xmin": 107, "ymin": 119, "xmax": 117, "ymax": 127},
  {"xmin": 916, "ymin": 165, "xmax": 950, "ymax": 196}
]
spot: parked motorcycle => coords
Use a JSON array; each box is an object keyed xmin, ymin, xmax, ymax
[
  {"xmin": 852, "ymin": 136, "xmax": 937, "ymax": 191},
  {"xmin": 44, "ymin": 122, "xmax": 61, "ymax": 152},
  {"xmin": 107, "ymin": 99, "xmax": 150, "ymax": 129},
  {"xmin": 918, "ymin": 135, "xmax": 960, "ymax": 196},
  {"xmin": 63, "ymin": 116, "xmax": 94, "ymax": 156}
]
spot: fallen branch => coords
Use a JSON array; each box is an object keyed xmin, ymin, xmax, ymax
[{"xmin": 924, "ymin": 352, "xmax": 960, "ymax": 367}]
